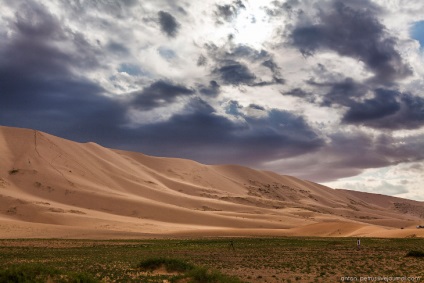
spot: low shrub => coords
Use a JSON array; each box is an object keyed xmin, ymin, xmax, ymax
[
  {"xmin": 138, "ymin": 258, "xmax": 244, "ymax": 283},
  {"xmin": 138, "ymin": 258, "xmax": 194, "ymax": 273},
  {"xmin": 187, "ymin": 267, "xmax": 243, "ymax": 283},
  {"xmin": 406, "ymin": 250, "xmax": 424, "ymax": 258},
  {"xmin": 0, "ymin": 264, "xmax": 98, "ymax": 283},
  {"xmin": 8, "ymin": 169, "xmax": 19, "ymax": 175},
  {"xmin": 0, "ymin": 264, "xmax": 58, "ymax": 283}
]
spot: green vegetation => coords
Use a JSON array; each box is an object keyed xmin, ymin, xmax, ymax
[
  {"xmin": 0, "ymin": 237, "xmax": 423, "ymax": 282},
  {"xmin": 137, "ymin": 257, "xmax": 243, "ymax": 283},
  {"xmin": 137, "ymin": 257, "xmax": 194, "ymax": 273},
  {"xmin": 0, "ymin": 263, "xmax": 98, "ymax": 283},
  {"xmin": 185, "ymin": 266, "xmax": 243, "ymax": 283}
]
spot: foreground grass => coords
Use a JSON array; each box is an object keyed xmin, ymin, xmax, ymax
[
  {"xmin": 0, "ymin": 263, "xmax": 98, "ymax": 283},
  {"xmin": 0, "ymin": 237, "xmax": 423, "ymax": 282}
]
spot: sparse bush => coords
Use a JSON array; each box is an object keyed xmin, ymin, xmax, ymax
[
  {"xmin": 67, "ymin": 272, "xmax": 98, "ymax": 283},
  {"xmin": 138, "ymin": 258, "xmax": 243, "ymax": 283},
  {"xmin": 187, "ymin": 267, "xmax": 243, "ymax": 283},
  {"xmin": 0, "ymin": 264, "xmax": 57, "ymax": 283},
  {"xmin": 8, "ymin": 169, "xmax": 19, "ymax": 175},
  {"xmin": 406, "ymin": 250, "xmax": 424, "ymax": 258},
  {"xmin": 0, "ymin": 264, "xmax": 99, "ymax": 283},
  {"xmin": 138, "ymin": 257, "xmax": 194, "ymax": 273}
]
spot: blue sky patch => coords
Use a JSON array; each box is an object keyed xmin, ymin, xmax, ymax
[
  {"xmin": 118, "ymin": 63, "xmax": 145, "ymax": 76},
  {"xmin": 411, "ymin": 21, "xmax": 424, "ymax": 48}
]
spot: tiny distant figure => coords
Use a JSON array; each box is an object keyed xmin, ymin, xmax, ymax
[
  {"xmin": 356, "ymin": 238, "xmax": 361, "ymax": 250},
  {"xmin": 229, "ymin": 240, "xmax": 235, "ymax": 251}
]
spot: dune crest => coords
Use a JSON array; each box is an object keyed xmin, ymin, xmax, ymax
[{"xmin": 0, "ymin": 126, "xmax": 423, "ymax": 238}]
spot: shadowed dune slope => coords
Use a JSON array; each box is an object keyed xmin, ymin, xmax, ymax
[{"xmin": 0, "ymin": 126, "xmax": 423, "ymax": 238}]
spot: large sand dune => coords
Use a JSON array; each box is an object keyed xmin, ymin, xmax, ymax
[{"xmin": 0, "ymin": 126, "xmax": 423, "ymax": 238}]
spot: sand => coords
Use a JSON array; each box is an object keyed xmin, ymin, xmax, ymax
[{"xmin": 0, "ymin": 125, "xmax": 423, "ymax": 239}]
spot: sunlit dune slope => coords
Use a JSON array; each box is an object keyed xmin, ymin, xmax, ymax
[{"xmin": 0, "ymin": 126, "xmax": 423, "ymax": 238}]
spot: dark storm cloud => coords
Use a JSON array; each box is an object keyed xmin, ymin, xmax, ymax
[
  {"xmin": 5, "ymin": 1, "xmax": 101, "ymax": 72},
  {"xmin": 290, "ymin": 0, "xmax": 412, "ymax": 84},
  {"xmin": 296, "ymin": 131, "xmax": 392, "ymax": 182},
  {"xmin": 107, "ymin": 41, "xmax": 130, "ymax": 55},
  {"xmin": 262, "ymin": 59, "xmax": 280, "ymax": 74},
  {"xmin": 214, "ymin": 60, "xmax": 256, "ymax": 86},
  {"xmin": 158, "ymin": 11, "xmax": 180, "ymax": 37},
  {"xmin": 131, "ymin": 99, "xmax": 324, "ymax": 165},
  {"xmin": 131, "ymin": 80, "xmax": 195, "ymax": 110},
  {"xmin": 251, "ymin": 80, "xmax": 281, "ymax": 87},
  {"xmin": 0, "ymin": 1, "xmax": 128, "ymax": 143},
  {"xmin": 317, "ymin": 78, "xmax": 368, "ymax": 107},
  {"xmin": 229, "ymin": 45, "xmax": 269, "ymax": 60},
  {"xmin": 343, "ymin": 90, "xmax": 424, "ymax": 130},
  {"xmin": 204, "ymin": 44, "xmax": 284, "ymax": 87},
  {"xmin": 328, "ymin": 132, "xmax": 392, "ymax": 170},
  {"xmin": 283, "ymin": 88, "xmax": 315, "ymax": 103},
  {"xmin": 0, "ymin": 1, "xmax": 100, "ymax": 105},
  {"xmin": 289, "ymin": 130, "xmax": 424, "ymax": 182},
  {"xmin": 214, "ymin": 0, "xmax": 246, "ymax": 24},
  {"xmin": 249, "ymin": 104, "xmax": 266, "ymax": 111},
  {"xmin": 198, "ymin": 81, "xmax": 221, "ymax": 97},
  {"xmin": 308, "ymin": 77, "xmax": 424, "ymax": 130},
  {"xmin": 343, "ymin": 89, "xmax": 400, "ymax": 124}
]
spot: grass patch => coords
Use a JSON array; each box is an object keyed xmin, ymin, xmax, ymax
[
  {"xmin": 138, "ymin": 257, "xmax": 194, "ymax": 273},
  {"xmin": 406, "ymin": 250, "xmax": 424, "ymax": 258},
  {"xmin": 186, "ymin": 266, "xmax": 244, "ymax": 283},
  {"xmin": 0, "ymin": 264, "xmax": 98, "ymax": 283},
  {"xmin": 138, "ymin": 258, "xmax": 244, "ymax": 283}
]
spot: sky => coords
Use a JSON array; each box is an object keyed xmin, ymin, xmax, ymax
[{"xmin": 0, "ymin": 0, "xmax": 423, "ymax": 201}]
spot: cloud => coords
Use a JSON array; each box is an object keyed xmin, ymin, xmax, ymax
[
  {"xmin": 214, "ymin": 0, "xmax": 246, "ymax": 24},
  {"xmin": 214, "ymin": 60, "xmax": 256, "ymax": 86},
  {"xmin": 306, "ymin": 76, "xmax": 424, "ymax": 130},
  {"xmin": 158, "ymin": 11, "xmax": 180, "ymax": 37},
  {"xmin": 338, "ymin": 180, "xmax": 409, "ymax": 196},
  {"xmin": 262, "ymin": 59, "xmax": 280, "ymax": 74},
  {"xmin": 266, "ymin": 129, "xmax": 424, "ymax": 183},
  {"xmin": 342, "ymin": 88, "xmax": 399, "ymax": 124},
  {"xmin": 284, "ymin": 88, "xmax": 313, "ymax": 99},
  {"xmin": 0, "ymin": 1, "xmax": 103, "ymax": 110},
  {"xmin": 131, "ymin": 80, "xmax": 195, "ymax": 110},
  {"xmin": 131, "ymin": 99, "xmax": 324, "ymax": 165},
  {"xmin": 205, "ymin": 44, "xmax": 284, "ymax": 86},
  {"xmin": 198, "ymin": 80, "xmax": 221, "ymax": 97},
  {"xmin": 317, "ymin": 78, "xmax": 367, "ymax": 107},
  {"xmin": 264, "ymin": 0, "xmax": 300, "ymax": 18},
  {"xmin": 290, "ymin": 0, "xmax": 412, "ymax": 83},
  {"xmin": 342, "ymin": 89, "xmax": 424, "ymax": 130}
]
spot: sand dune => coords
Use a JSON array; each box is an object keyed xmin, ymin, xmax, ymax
[{"xmin": 0, "ymin": 125, "xmax": 423, "ymax": 239}]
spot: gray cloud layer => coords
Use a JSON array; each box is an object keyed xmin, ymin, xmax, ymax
[
  {"xmin": 158, "ymin": 11, "xmax": 180, "ymax": 37},
  {"xmin": 290, "ymin": 0, "xmax": 412, "ymax": 84},
  {"xmin": 1, "ymin": 0, "xmax": 424, "ymax": 199}
]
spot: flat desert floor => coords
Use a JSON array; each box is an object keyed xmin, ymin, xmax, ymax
[{"xmin": 1, "ymin": 237, "xmax": 423, "ymax": 283}]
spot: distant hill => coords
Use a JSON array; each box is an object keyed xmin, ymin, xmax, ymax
[{"xmin": 0, "ymin": 125, "xmax": 423, "ymax": 238}]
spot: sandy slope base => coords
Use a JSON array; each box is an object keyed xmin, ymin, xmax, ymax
[{"xmin": 1, "ymin": 218, "xmax": 424, "ymax": 239}]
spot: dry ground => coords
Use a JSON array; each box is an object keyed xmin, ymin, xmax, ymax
[{"xmin": 0, "ymin": 237, "xmax": 423, "ymax": 282}]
